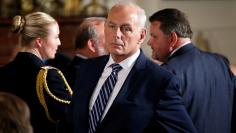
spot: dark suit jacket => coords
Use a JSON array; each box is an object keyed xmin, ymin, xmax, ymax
[
  {"xmin": 71, "ymin": 55, "xmax": 87, "ymax": 66},
  {"xmin": 46, "ymin": 52, "xmax": 72, "ymax": 76},
  {"xmin": 0, "ymin": 52, "xmax": 72, "ymax": 133},
  {"xmin": 232, "ymin": 76, "xmax": 236, "ymax": 133},
  {"xmin": 66, "ymin": 55, "xmax": 87, "ymax": 88},
  {"xmin": 67, "ymin": 51, "xmax": 196, "ymax": 133},
  {"xmin": 162, "ymin": 43, "xmax": 235, "ymax": 133}
]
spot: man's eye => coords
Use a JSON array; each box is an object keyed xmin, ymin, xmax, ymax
[
  {"xmin": 151, "ymin": 34, "xmax": 158, "ymax": 39},
  {"xmin": 121, "ymin": 26, "xmax": 132, "ymax": 33},
  {"xmin": 108, "ymin": 24, "xmax": 116, "ymax": 29},
  {"xmin": 153, "ymin": 36, "xmax": 158, "ymax": 39}
]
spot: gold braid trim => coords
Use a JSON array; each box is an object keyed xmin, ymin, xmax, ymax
[{"xmin": 36, "ymin": 66, "xmax": 73, "ymax": 123}]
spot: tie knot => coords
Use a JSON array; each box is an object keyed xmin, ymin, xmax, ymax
[{"xmin": 111, "ymin": 63, "xmax": 122, "ymax": 73}]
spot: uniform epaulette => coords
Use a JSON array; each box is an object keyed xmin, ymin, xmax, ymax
[{"xmin": 36, "ymin": 66, "xmax": 73, "ymax": 123}]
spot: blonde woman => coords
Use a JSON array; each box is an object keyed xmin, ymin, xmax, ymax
[{"xmin": 0, "ymin": 12, "xmax": 72, "ymax": 133}]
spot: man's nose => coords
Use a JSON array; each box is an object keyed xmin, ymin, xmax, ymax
[{"xmin": 113, "ymin": 27, "xmax": 122, "ymax": 39}]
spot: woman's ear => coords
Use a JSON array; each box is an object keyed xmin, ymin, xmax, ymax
[{"xmin": 35, "ymin": 37, "xmax": 43, "ymax": 47}]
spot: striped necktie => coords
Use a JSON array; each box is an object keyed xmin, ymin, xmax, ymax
[{"xmin": 89, "ymin": 63, "xmax": 122, "ymax": 133}]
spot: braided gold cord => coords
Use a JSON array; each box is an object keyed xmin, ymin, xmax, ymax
[
  {"xmin": 36, "ymin": 68, "xmax": 57, "ymax": 123},
  {"xmin": 36, "ymin": 66, "xmax": 73, "ymax": 123},
  {"xmin": 43, "ymin": 67, "xmax": 73, "ymax": 104}
]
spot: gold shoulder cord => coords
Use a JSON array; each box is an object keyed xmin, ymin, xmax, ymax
[{"xmin": 36, "ymin": 66, "xmax": 73, "ymax": 123}]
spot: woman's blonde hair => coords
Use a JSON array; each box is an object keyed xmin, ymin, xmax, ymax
[{"xmin": 12, "ymin": 12, "xmax": 57, "ymax": 47}]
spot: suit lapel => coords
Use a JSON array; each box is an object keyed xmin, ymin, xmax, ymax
[
  {"xmin": 115, "ymin": 51, "xmax": 146, "ymax": 100},
  {"xmin": 100, "ymin": 51, "xmax": 147, "ymax": 125}
]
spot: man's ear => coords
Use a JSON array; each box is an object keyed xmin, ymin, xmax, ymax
[
  {"xmin": 35, "ymin": 37, "xmax": 43, "ymax": 47},
  {"xmin": 87, "ymin": 39, "xmax": 96, "ymax": 53},
  {"xmin": 170, "ymin": 32, "xmax": 178, "ymax": 47},
  {"xmin": 138, "ymin": 28, "xmax": 147, "ymax": 44}
]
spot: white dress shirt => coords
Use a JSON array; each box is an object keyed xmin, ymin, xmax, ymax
[{"xmin": 89, "ymin": 49, "xmax": 140, "ymax": 120}]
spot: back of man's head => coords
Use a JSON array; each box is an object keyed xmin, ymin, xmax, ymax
[
  {"xmin": 149, "ymin": 8, "xmax": 193, "ymax": 39},
  {"xmin": 74, "ymin": 17, "xmax": 106, "ymax": 50}
]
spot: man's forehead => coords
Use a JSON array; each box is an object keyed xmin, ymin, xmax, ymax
[
  {"xmin": 106, "ymin": 20, "xmax": 131, "ymax": 26},
  {"xmin": 106, "ymin": 16, "xmax": 138, "ymax": 27}
]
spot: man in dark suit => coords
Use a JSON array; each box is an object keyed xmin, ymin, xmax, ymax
[
  {"xmin": 66, "ymin": 2, "xmax": 196, "ymax": 133},
  {"xmin": 66, "ymin": 17, "xmax": 108, "ymax": 87},
  {"xmin": 71, "ymin": 17, "xmax": 108, "ymax": 66},
  {"xmin": 147, "ymin": 8, "xmax": 235, "ymax": 133}
]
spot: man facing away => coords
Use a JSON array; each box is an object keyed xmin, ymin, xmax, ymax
[
  {"xmin": 147, "ymin": 8, "xmax": 235, "ymax": 133},
  {"xmin": 67, "ymin": 17, "xmax": 108, "ymax": 87},
  {"xmin": 65, "ymin": 2, "xmax": 197, "ymax": 133},
  {"xmin": 71, "ymin": 17, "xmax": 108, "ymax": 66}
]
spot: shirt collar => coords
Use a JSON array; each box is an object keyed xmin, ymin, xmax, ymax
[
  {"xmin": 105, "ymin": 49, "xmax": 140, "ymax": 70},
  {"xmin": 170, "ymin": 41, "xmax": 191, "ymax": 57},
  {"xmin": 76, "ymin": 53, "xmax": 88, "ymax": 59}
]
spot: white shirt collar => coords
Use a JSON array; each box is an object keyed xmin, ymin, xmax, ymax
[
  {"xmin": 76, "ymin": 53, "xmax": 88, "ymax": 59},
  {"xmin": 105, "ymin": 49, "xmax": 140, "ymax": 70},
  {"xmin": 170, "ymin": 41, "xmax": 191, "ymax": 57}
]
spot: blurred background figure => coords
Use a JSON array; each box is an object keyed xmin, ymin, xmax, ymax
[
  {"xmin": 67, "ymin": 17, "xmax": 108, "ymax": 87},
  {"xmin": 71, "ymin": 17, "xmax": 108, "ymax": 66},
  {"xmin": 0, "ymin": 92, "xmax": 33, "ymax": 133}
]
